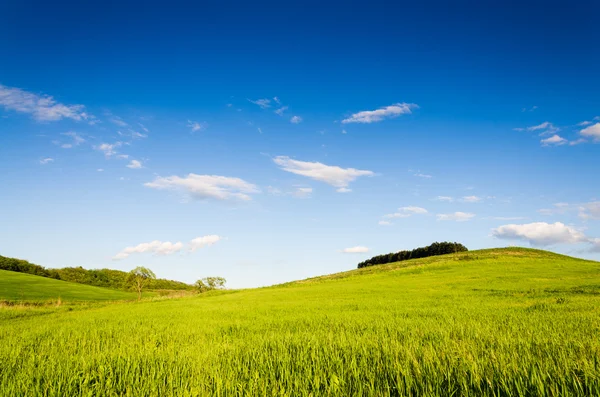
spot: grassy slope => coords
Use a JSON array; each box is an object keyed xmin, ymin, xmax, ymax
[
  {"xmin": 1, "ymin": 248, "xmax": 599, "ymax": 395},
  {"xmin": 0, "ymin": 269, "xmax": 139, "ymax": 301}
]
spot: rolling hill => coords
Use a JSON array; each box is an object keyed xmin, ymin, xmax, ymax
[
  {"xmin": 1, "ymin": 248, "xmax": 599, "ymax": 395},
  {"xmin": 0, "ymin": 269, "xmax": 139, "ymax": 301}
]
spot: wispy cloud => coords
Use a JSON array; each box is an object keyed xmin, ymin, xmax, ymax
[
  {"xmin": 273, "ymin": 156, "xmax": 374, "ymax": 191},
  {"xmin": 414, "ymin": 173, "xmax": 432, "ymax": 179},
  {"xmin": 57, "ymin": 131, "xmax": 85, "ymax": 148},
  {"xmin": 342, "ymin": 103, "xmax": 418, "ymax": 124},
  {"xmin": 95, "ymin": 142, "xmax": 123, "ymax": 158},
  {"xmin": 437, "ymin": 212, "xmax": 475, "ymax": 222},
  {"xmin": 274, "ymin": 106, "xmax": 288, "ymax": 116},
  {"xmin": 461, "ymin": 196, "xmax": 482, "ymax": 203},
  {"xmin": 290, "ymin": 115, "xmax": 302, "ymax": 124},
  {"xmin": 145, "ymin": 174, "xmax": 260, "ymax": 201},
  {"xmin": 248, "ymin": 98, "xmax": 271, "ymax": 109},
  {"xmin": 0, "ymin": 83, "xmax": 93, "ymax": 122},
  {"xmin": 435, "ymin": 196, "xmax": 454, "ymax": 202},
  {"xmin": 187, "ymin": 120, "xmax": 206, "ymax": 132},
  {"xmin": 39, "ymin": 157, "xmax": 54, "ymax": 165},
  {"xmin": 342, "ymin": 246, "xmax": 369, "ymax": 253},
  {"xmin": 383, "ymin": 206, "xmax": 428, "ymax": 219},
  {"xmin": 126, "ymin": 160, "xmax": 143, "ymax": 169},
  {"xmin": 189, "ymin": 235, "xmax": 221, "ymax": 251}
]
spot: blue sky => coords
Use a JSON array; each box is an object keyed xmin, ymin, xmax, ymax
[{"xmin": 1, "ymin": 1, "xmax": 599, "ymax": 288}]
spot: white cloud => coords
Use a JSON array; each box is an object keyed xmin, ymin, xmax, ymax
[
  {"xmin": 414, "ymin": 173, "xmax": 432, "ymax": 178},
  {"xmin": 292, "ymin": 187, "xmax": 313, "ymax": 198},
  {"xmin": 541, "ymin": 134, "xmax": 567, "ymax": 146},
  {"xmin": 290, "ymin": 115, "xmax": 302, "ymax": 124},
  {"xmin": 273, "ymin": 97, "xmax": 281, "ymax": 105},
  {"xmin": 461, "ymin": 196, "xmax": 482, "ymax": 203},
  {"xmin": 492, "ymin": 222, "xmax": 587, "ymax": 246},
  {"xmin": 526, "ymin": 121, "xmax": 559, "ymax": 135},
  {"xmin": 248, "ymin": 98, "xmax": 271, "ymax": 109},
  {"xmin": 569, "ymin": 138, "xmax": 587, "ymax": 146},
  {"xmin": 378, "ymin": 220, "xmax": 392, "ymax": 226},
  {"xmin": 95, "ymin": 142, "xmax": 122, "ymax": 158},
  {"xmin": 0, "ymin": 83, "xmax": 91, "ymax": 122},
  {"xmin": 342, "ymin": 103, "xmax": 418, "ymax": 124},
  {"xmin": 273, "ymin": 156, "xmax": 374, "ymax": 190},
  {"xmin": 57, "ymin": 131, "xmax": 85, "ymax": 149},
  {"xmin": 126, "ymin": 160, "xmax": 142, "ymax": 169},
  {"xmin": 578, "ymin": 121, "xmax": 592, "ymax": 126},
  {"xmin": 435, "ymin": 196, "xmax": 454, "ymax": 202},
  {"xmin": 342, "ymin": 129, "xmax": 347, "ymax": 134},
  {"xmin": 189, "ymin": 235, "xmax": 221, "ymax": 252},
  {"xmin": 579, "ymin": 201, "xmax": 600, "ymax": 220},
  {"xmin": 383, "ymin": 206, "xmax": 428, "ymax": 219},
  {"xmin": 274, "ymin": 106, "xmax": 288, "ymax": 116},
  {"xmin": 488, "ymin": 216, "xmax": 526, "ymax": 221},
  {"xmin": 437, "ymin": 212, "xmax": 475, "ymax": 222},
  {"xmin": 580, "ymin": 123, "xmax": 600, "ymax": 141},
  {"xmin": 590, "ymin": 238, "xmax": 600, "ymax": 252},
  {"xmin": 113, "ymin": 240, "xmax": 184, "ymax": 260},
  {"xmin": 187, "ymin": 120, "xmax": 206, "ymax": 132},
  {"xmin": 145, "ymin": 173, "xmax": 260, "ymax": 201},
  {"xmin": 342, "ymin": 246, "xmax": 369, "ymax": 253},
  {"xmin": 110, "ymin": 116, "xmax": 128, "ymax": 127},
  {"xmin": 336, "ymin": 187, "xmax": 352, "ymax": 193},
  {"xmin": 39, "ymin": 157, "xmax": 54, "ymax": 165}
]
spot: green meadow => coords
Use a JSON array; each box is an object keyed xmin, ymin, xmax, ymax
[
  {"xmin": 1, "ymin": 248, "xmax": 599, "ymax": 396},
  {"xmin": 0, "ymin": 269, "xmax": 139, "ymax": 302}
]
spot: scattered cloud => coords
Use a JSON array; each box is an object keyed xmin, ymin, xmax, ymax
[
  {"xmin": 145, "ymin": 174, "xmax": 260, "ymax": 201},
  {"xmin": 290, "ymin": 115, "xmax": 302, "ymax": 124},
  {"xmin": 580, "ymin": 123, "xmax": 600, "ymax": 141},
  {"xmin": 492, "ymin": 222, "xmax": 587, "ymax": 246},
  {"xmin": 58, "ymin": 131, "xmax": 85, "ymax": 148},
  {"xmin": 487, "ymin": 216, "xmax": 526, "ymax": 221},
  {"xmin": 342, "ymin": 103, "xmax": 418, "ymax": 124},
  {"xmin": 95, "ymin": 142, "xmax": 123, "ymax": 158},
  {"xmin": 0, "ymin": 83, "xmax": 92, "ymax": 122},
  {"xmin": 110, "ymin": 116, "xmax": 128, "ymax": 127},
  {"xmin": 273, "ymin": 156, "xmax": 374, "ymax": 191},
  {"xmin": 126, "ymin": 160, "xmax": 142, "ymax": 169},
  {"xmin": 461, "ymin": 195, "xmax": 482, "ymax": 203},
  {"xmin": 189, "ymin": 235, "xmax": 221, "ymax": 252},
  {"xmin": 541, "ymin": 134, "xmax": 567, "ymax": 146},
  {"xmin": 437, "ymin": 212, "xmax": 475, "ymax": 222},
  {"xmin": 113, "ymin": 240, "xmax": 184, "ymax": 260},
  {"xmin": 522, "ymin": 106, "xmax": 538, "ymax": 112},
  {"xmin": 336, "ymin": 187, "xmax": 352, "ymax": 193},
  {"xmin": 274, "ymin": 106, "xmax": 288, "ymax": 116},
  {"xmin": 292, "ymin": 187, "xmax": 313, "ymax": 198},
  {"xmin": 39, "ymin": 157, "xmax": 54, "ymax": 165},
  {"xmin": 248, "ymin": 98, "xmax": 271, "ymax": 109},
  {"xmin": 526, "ymin": 121, "xmax": 559, "ymax": 135},
  {"xmin": 378, "ymin": 220, "xmax": 392, "ymax": 226},
  {"xmin": 579, "ymin": 201, "xmax": 600, "ymax": 220},
  {"xmin": 414, "ymin": 173, "xmax": 432, "ymax": 179},
  {"xmin": 435, "ymin": 196, "xmax": 454, "ymax": 202},
  {"xmin": 342, "ymin": 246, "xmax": 369, "ymax": 253},
  {"xmin": 273, "ymin": 97, "xmax": 281, "ymax": 105},
  {"xmin": 383, "ymin": 206, "xmax": 428, "ymax": 220},
  {"xmin": 187, "ymin": 120, "xmax": 206, "ymax": 132}
]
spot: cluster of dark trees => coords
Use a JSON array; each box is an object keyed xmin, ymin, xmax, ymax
[
  {"xmin": 0, "ymin": 255, "xmax": 193, "ymax": 291},
  {"xmin": 357, "ymin": 242, "xmax": 468, "ymax": 269}
]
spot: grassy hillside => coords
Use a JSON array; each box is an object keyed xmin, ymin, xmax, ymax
[
  {"xmin": 0, "ymin": 269, "xmax": 139, "ymax": 302},
  {"xmin": 1, "ymin": 248, "xmax": 599, "ymax": 395}
]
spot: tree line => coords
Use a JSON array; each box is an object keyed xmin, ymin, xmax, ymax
[
  {"xmin": 0, "ymin": 255, "xmax": 194, "ymax": 291},
  {"xmin": 357, "ymin": 242, "xmax": 468, "ymax": 269}
]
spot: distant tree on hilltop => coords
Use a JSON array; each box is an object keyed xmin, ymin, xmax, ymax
[
  {"xmin": 127, "ymin": 267, "xmax": 157, "ymax": 301},
  {"xmin": 195, "ymin": 277, "xmax": 227, "ymax": 293},
  {"xmin": 357, "ymin": 242, "xmax": 468, "ymax": 269}
]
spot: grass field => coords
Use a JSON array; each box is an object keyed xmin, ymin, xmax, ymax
[
  {"xmin": 0, "ymin": 269, "xmax": 139, "ymax": 302},
  {"xmin": 1, "ymin": 248, "xmax": 599, "ymax": 395}
]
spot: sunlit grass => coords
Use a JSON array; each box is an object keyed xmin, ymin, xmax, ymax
[{"xmin": 1, "ymin": 248, "xmax": 599, "ymax": 395}]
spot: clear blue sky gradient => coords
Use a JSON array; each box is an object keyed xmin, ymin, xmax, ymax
[{"xmin": 1, "ymin": 1, "xmax": 599, "ymax": 287}]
